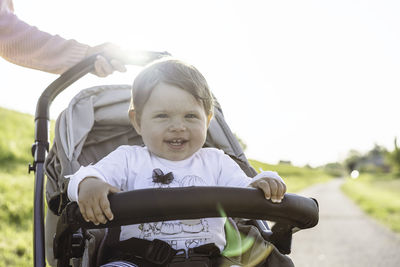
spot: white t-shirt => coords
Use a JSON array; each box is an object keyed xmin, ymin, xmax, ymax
[{"xmin": 67, "ymin": 146, "xmax": 280, "ymax": 252}]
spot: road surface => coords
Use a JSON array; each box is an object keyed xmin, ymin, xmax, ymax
[{"xmin": 289, "ymin": 178, "xmax": 400, "ymax": 267}]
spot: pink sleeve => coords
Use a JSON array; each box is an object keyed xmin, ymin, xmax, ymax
[{"xmin": 0, "ymin": 2, "xmax": 89, "ymax": 74}]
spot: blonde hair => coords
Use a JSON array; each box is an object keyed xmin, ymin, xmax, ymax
[{"xmin": 130, "ymin": 58, "xmax": 214, "ymax": 121}]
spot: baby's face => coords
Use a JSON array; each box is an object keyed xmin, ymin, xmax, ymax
[{"xmin": 134, "ymin": 83, "xmax": 210, "ymax": 161}]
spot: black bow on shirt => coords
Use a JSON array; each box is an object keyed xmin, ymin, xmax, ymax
[{"xmin": 152, "ymin": 168, "xmax": 174, "ymax": 184}]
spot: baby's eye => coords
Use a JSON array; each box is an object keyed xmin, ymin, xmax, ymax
[
  {"xmin": 185, "ymin": 114, "xmax": 198, "ymax": 119},
  {"xmin": 154, "ymin": 114, "xmax": 168, "ymax": 119}
]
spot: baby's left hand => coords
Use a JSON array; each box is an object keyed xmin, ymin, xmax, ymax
[{"xmin": 249, "ymin": 173, "xmax": 286, "ymax": 203}]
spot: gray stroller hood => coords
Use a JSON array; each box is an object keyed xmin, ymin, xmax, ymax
[{"xmin": 45, "ymin": 84, "xmax": 257, "ymax": 215}]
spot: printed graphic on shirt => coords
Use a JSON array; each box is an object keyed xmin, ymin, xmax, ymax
[{"xmin": 139, "ymin": 171, "xmax": 212, "ymax": 249}]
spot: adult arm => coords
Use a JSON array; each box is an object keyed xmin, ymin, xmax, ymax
[
  {"xmin": 0, "ymin": 2, "xmax": 89, "ymax": 74},
  {"xmin": 0, "ymin": 0, "xmax": 125, "ymax": 75}
]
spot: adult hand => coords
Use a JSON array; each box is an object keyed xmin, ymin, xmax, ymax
[{"xmin": 86, "ymin": 43, "xmax": 127, "ymax": 77}]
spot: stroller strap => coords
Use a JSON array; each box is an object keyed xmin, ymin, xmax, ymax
[{"xmin": 107, "ymin": 235, "xmax": 220, "ymax": 266}]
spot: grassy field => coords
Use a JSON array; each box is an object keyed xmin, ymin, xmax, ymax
[
  {"xmin": 0, "ymin": 108, "xmax": 34, "ymax": 169},
  {"xmin": 0, "ymin": 107, "xmax": 35, "ymax": 266},
  {"xmin": 249, "ymin": 159, "xmax": 334, "ymax": 192},
  {"xmin": 0, "ymin": 167, "xmax": 33, "ymax": 266},
  {"xmin": 342, "ymin": 173, "xmax": 400, "ymax": 233}
]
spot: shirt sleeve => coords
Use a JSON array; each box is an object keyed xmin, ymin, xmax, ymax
[
  {"xmin": 217, "ymin": 152, "xmax": 253, "ymax": 187},
  {"xmin": 0, "ymin": 3, "xmax": 89, "ymax": 74},
  {"xmin": 67, "ymin": 146, "xmax": 133, "ymax": 202},
  {"xmin": 251, "ymin": 170, "xmax": 285, "ymax": 185}
]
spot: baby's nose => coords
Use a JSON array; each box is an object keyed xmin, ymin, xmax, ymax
[{"xmin": 169, "ymin": 120, "xmax": 187, "ymax": 131}]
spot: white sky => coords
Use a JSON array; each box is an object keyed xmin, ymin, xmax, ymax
[{"xmin": 1, "ymin": 0, "xmax": 400, "ymax": 167}]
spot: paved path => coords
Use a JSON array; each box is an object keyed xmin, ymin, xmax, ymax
[{"xmin": 289, "ymin": 178, "xmax": 400, "ymax": 267}]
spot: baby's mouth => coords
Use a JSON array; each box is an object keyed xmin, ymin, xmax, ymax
[{"xmin": 165, "ymin": 138, "xmax": 188, "ymax": 147}]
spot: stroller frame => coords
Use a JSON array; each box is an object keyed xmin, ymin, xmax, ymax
[
  {"xmin": 30, "ymin": 55, "xmax": 100, "ymax": 267},
  {"xmin": 30, "ymin": 53, "xmax": 319, "ymax": 267}
]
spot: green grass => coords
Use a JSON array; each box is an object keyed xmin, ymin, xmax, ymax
[
  {"xmin": 342, "ymin": 173, "xmax": 400, "ymax": 233},
  {"xmin": 0, "ymin": 169, "xmax": 33, "ymax": 267},
  {"xmin": 0, "ymin": 107, "xmax": 55, "ymax": 169},
  {"xmin": 249, "ymin": 159, "xmax": 334, "ymax": 192},
  {"xmin": 0, "ymin": 107, "xmax": 39, "ymax": 266},
  {"xmin": 0, "ymin": 107, "xmax": 35, "ymax": 168}
]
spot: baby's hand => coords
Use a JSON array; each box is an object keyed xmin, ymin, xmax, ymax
[
  {"xmin": 249, "ymin": 173, "xmax": 286, "ymax": 203},
  {"xmin": 78, "ymin": 177, "xmax": 120, "ymax": 225}
]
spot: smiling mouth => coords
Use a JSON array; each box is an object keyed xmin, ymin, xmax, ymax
[{"xmin": 165, "ymin": 138, "xmax": 188, "ymax": 147}]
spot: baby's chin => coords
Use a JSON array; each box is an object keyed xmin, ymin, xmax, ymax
[
  {"xmin": 162, "ymin": 154, "xmax": 191, "ymax": 161},
  {"xmin": 150, "ymin": 150, "xmax": 192, "ymax": 161}
]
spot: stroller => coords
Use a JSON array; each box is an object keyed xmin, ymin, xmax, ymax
[{"xmin": 30, "ymin": 52, "xmax": 319, "ymax": 267}]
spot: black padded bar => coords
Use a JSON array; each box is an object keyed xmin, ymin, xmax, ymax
[{"xmin": 68, "ymin": 187, "xmax": 318, "ymax": 230}]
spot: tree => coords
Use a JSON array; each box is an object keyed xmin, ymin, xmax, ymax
[
  {"xmin": 344, "ymin": 150, "xmax": 363, "ymax": 173},
  {"xmin": 388, "ymin": 137, "xmax": 400, "ymax": 176}
]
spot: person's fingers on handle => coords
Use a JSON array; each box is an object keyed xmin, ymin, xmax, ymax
[
  {"xmin": 278, "ymin": 182, "xmax": 287, "ymax": 201},
  {"xmin": 97, "ymin": 185, "xmax": 120, "ymax": 222},
  {"xmin": 253, "ymin": 180, "xmax": 272, "ymax": 200},
  {"xmin": 99, "ymin": 56, "xmax": 114, "ymax": 75},
  {"xmin": 268, "ymin": 179, "xmax": 281, "ymax": 203},
  {"xmin": 110, "ymin": 59, "xmax": 127, "ymax": 72},
  {"xmin": 94, "ymin": 55, "xmax": 113, "ymax": 77},
  {"xmin": 274, "ymin": 181, "xmax": 285, "ymax": 202},
  {"xmin": 93, "ymin": 202, "xmax": 107, "ymax": 225},
  {"xmin": 78, "ymin": 203, "xmax": 89, "ymax": 222},
  {"xmin": 86, "ymin": 42, "xmax": 114, "ymax": 57},
  {"xmin": 94, "ymin": 56, "xmax": 107, "ymax": 77},
  {"xmin": 109, "ymin": 185, "xmax": 121, "ymax": 194},
  {"xmin": 99, "ymin": 197, "xmax": 113, "ymax": 222},
  {"xmin": 85, "ymin": 206, "xmax": 99, "ymax": 225}
]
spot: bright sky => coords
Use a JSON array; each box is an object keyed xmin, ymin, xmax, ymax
[{"xmin": 1, "ymin": 0, "xmax": 400, "ymax": 167}]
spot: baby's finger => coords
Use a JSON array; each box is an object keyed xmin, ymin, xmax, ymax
[
  {"xmin": 85, "ymin": 206, "xmax": 99, "ymax": 225},
  {"xmin": 268, "ymin": 180, "xmax": 281, "ymax": 203},
  {"xmin": 93, "ymin": 204, "xmax": 107, "ymax": 225},
  {"xmin": 109, "ymin": 185, "xmax": 121, "ymax": 194},
  {"xmin": 277, "ymin": 182, "xmax": 287, "ymax": 201},
  {"xmin": 256, "ymin": 180, "xmax": 272, "ymax": 200},
  {"xmin": 100, "ymin": 196, "xmax": 114, "ymax": 221},
  {"xmin": 78, "ymin": 203, "xmax": 89, "ymax": 222}
]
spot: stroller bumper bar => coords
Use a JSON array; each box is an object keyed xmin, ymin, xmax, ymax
[
  {"xmin": 54, "ymin": 187, "xmax": 319, "ymax": 264},
  {"xmin": 68, "ymin": 187, "xmax": 319, "ymax": 229}
]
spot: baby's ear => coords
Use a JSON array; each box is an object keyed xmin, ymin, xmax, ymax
[
  {"xmin": 206, "ymin": 112, "xmax": 213, "ymax": 128},
  {"xmin": 129, "ymin": 109, "xmax": 141, "ymax": 134}
]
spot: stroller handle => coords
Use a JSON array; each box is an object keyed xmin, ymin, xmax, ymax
[
  {"xmin": 61, "ymin": 187, "xmax": 319, "ymax": 230},
  {"xmin": 54, "ymin": 187, "xmax": 319, "ymax": 262},
  {"xmin": 54, "ymin": 188, "xmax": 318, "ymax": 264}
]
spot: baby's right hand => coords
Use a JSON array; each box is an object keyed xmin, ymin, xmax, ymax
[{"xmin": 77, "ymin": 177, "xmax": 120, "ymax": 225}]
